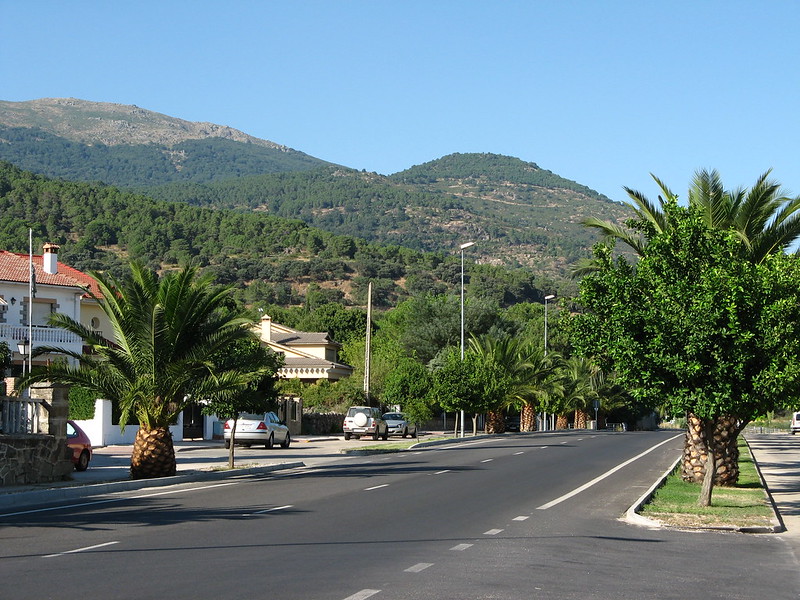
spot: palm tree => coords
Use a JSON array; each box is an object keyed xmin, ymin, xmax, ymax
[
  {"xmin": 582, "ymin": 169, "xmax": 800, "ymax": 266},
  {"xmin": 22, "ymin": 262, "xmax": 263, "ymax": 479},
  {"xmin": 467, "ymin": 334, "xmax": 561, "ymax": 434}
]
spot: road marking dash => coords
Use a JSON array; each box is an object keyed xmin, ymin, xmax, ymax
[
  {"xmin": 252, "ymin": 504, "xmax": 293, "ymax": 515},
  {"xmin": 484, "ymin": 528, "xmax": 504, "ymax": 535},
  {"xmin": 513, "ymin": 516, "xmax": 529, "ymax": 521},
  {"xmin": 450, "ymin": 543, "xmax": 473, "ymax": 551},
  {"xmin": 481, "ymin": 459, "xmax": 493, "ymax": 463},
  {"xmin": 364, "ymin": 484, "xmax": 389, "ymax": 491},
  {"xmin": 513, "ymin": 451, "xmax": 524, "ymax": 455},
  {"xmin": 405, "ymin": 562, "xmax": 434, "ymax": 573},
  {"xmin": 343, "ymin": 590, "xmax": 381, "ymax": 600},
  {"xmin": 44, "ymin": 541, "xmax": 119, "ymax": 559},
  {"xmin": 435, "ymin": 470, "xmax": 451, "ymax": 475}
]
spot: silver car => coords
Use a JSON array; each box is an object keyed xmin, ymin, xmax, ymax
[
  {"xmin": 382, "ymin": 412, "xmax": 417, "ymax": 438},
  {"xmin": 224, "ymin": 412, "xmax": 291, "ymax": 449}
]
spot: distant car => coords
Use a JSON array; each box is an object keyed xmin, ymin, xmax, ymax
[
  {"xmin": 67, "ymin": 420, "xmax": 92, "ymax": 471},
  {"xmin": 504, "ymin": 414, "xmax": 521, "ymax": 432},
  {"xmin": 224, "ymin": 412, "xmax": 291, "ymax": 449},
  {"xmin": 343, "ymin": 406, "xmax": 388, "ymax": 441},
  {"xmin": 382, "ymin": 412, "xmax": 417, "ymax": 438},
  {"xmin": 791, "ymin": 412, "xmax": 800, "ymax": 435}
]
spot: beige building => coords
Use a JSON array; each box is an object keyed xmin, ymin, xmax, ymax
[{"xmin": 258, "ymin": 316, "xmax": 353, "ymax": 383}]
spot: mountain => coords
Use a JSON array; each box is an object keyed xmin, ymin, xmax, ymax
[
  {"xmin": 0, "ymin": 98, "xmax": 330, "ymax": 185},
  {"xmin": 0, "ymin": 98, "xmax": 632, "ymax": 279}
]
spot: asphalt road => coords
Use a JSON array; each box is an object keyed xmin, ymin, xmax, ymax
[{"xmin": 1, "ymin": 430, "xmax": 798, "ymax": 600}]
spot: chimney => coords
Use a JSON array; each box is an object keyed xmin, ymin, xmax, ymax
[
  {"xmin": 260, "ymin": 315, "xmax": 272, "ymax": 342},
  {"xmin": 43, "ymin": 243, "xmax": 60, "ymax": 275}
]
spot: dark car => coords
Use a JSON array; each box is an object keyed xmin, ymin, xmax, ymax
[{"xmin": 67, "ymin": 420, "xmax": 92, "ymax": 471}]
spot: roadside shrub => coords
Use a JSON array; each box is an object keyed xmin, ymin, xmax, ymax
[{"xmin": 68, "ymin": 386, "xmax": 96, "ymax": 420}]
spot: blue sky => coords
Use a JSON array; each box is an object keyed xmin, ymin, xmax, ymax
[{"xmin": 2, "ymin": 1, "xmax": 799, "ymax": 203}]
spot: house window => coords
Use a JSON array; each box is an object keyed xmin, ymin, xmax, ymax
[{"xmin": 90, "ymin": 317, "xmax": 100, "ymax": 329}]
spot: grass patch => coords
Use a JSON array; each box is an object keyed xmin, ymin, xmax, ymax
[{"xmin": 640, "ymin": 437, "xmax": 774, "ymax": 529}]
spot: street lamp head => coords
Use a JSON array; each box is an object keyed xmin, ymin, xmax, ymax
[
  {"xmin": 17, "ymin": 339, "xmax": 29, "ymax": 355},
  {"xmin": 459, "ymin": 241, "xmax": 476, "ymax": 250},
  {"xmin": 544, "ymin": 294, "xmax": 555, "ymax": 301}
]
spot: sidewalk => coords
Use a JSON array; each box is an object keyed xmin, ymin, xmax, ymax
[{"xmin": 744, "ymin": 433, "xmax": 800, "ymax": 547}]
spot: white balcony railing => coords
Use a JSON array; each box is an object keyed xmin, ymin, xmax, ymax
[{"xmin": 0, "ymin": 324, "xmax": 83, "ymax": 348}]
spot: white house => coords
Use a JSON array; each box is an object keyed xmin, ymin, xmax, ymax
[{"xmin": 0, "ymin": 243, "xmax": 97, "ymax": 375}]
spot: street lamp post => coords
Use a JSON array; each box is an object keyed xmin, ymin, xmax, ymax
[
  {"xmin": 543, "ymin": 294, "xmax": 555, "ymax": 430},
  {"xmin": 17, "ymin": 339, "xmax": 29, "ymax": 399},
  {"xmin": 459, "ymin": 241, "xmax": 475, "ymax": 439}
]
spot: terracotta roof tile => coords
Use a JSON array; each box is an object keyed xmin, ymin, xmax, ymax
[{"xmin": 0, "ymin": 251, "xmax": 100, "ymax": 297}]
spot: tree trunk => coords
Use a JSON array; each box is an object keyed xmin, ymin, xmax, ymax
[
  {"xmin": 574, "ymin": 409, "xmax": 588, "ymax": 430},
  {"xmin": 556, "ymin": 414, "xmax": 569, "ymax": 430},
  {"xmin": 682, "ymin": 413, "xmax": 741, "ymax": 486},
  {"xmin": 130, "ymin": 426, "xmax": 177, "ymax": 479},
  {"xmin": 698, "ymin": 418, "xmax": 716, "ymax": 507},
  {"xmin": 486, "ymin": 410, "xmax": 505, "ymax": 434},
  {"xmin": 520, "ymin": 403, "xmax": 537, "ymax": 432}
]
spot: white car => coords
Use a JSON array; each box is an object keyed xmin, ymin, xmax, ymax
[
  {"xmin": 224, "ymin": 412, "xmax": 291, "ymax": 449},
  {"xmin": 343, "ymin": 406, "xmax": 388, "ymax": 440},
  {"xmin": 382, "ymin": 412, "xmax": 417, "ymax": 438},
  {"xmin": 791, "ymin": 411, "xmax": 800, "ymax": 435}
]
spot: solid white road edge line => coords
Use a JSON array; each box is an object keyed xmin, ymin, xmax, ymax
[
  {"xmin": 537, "ymin": 434, "xmax": 682, "ymax": 510},
  {"xmin": 1, "ymin": 481, "xmax": 241, "ymax": 518}
]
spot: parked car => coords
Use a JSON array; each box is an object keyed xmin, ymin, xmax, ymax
[
  {"xmin": 343, "ymin": 406, "xmax": 388, "ymax": 440},
  {"xmin": 382, "ymin": 412, "xmax": 417, "ymax": 438},
  {"xmin": 224, "ymin": 412, "xmax": 291, "ymax": 449},
  {"xmin": 791, "ymin": 411, "xmax": 800, "ymax": 435},
  {"xmin": 504, "ymin": 414, "xmax": 521, "ymax": 432},
  {"xmin": 67, "ymin": 420, "xmax": 92, "ymax": 471}
]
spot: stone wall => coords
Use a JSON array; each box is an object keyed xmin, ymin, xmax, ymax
[{"xmin": 0, "ymin": 383, "xmax": 73, "ymax": 486}]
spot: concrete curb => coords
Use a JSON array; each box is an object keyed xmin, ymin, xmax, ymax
[
  {"xmin": 0, "ymin": 461, "xmax": 305, "ymax": 511},
  {"xmin": 622, "ymin": 443, "xmax": 784, "ymax": 534}
]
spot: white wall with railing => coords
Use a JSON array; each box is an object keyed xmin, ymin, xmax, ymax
[{"xmin": 74, "ymin": 399, "xmax": 185, "ymax": 446}]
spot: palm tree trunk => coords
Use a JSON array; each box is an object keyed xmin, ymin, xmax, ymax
[
  {"xmin": 574, "ymin": 409, "xmax": 588, "ymax": 430},
  {"xmin": 486, "ymin": 410, "xmax": 505, "ymax": 434},
  {"xmin": 520, "ymin": 403, "xmax": 537, "ymax": 431},
  {"xmin": 131, "ymin": 426, "xmax": 177, "ymax": 479},
  {"xmin": 682, "ymin": 413, "xmax": 740, "ymax": 486},
  {"xmin": 556, "ymin": 414, "xmax": 569, "ymax": 430}
]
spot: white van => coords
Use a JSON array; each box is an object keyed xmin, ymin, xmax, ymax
[{"xmin": 791, "ymin": 412, "xmax": 800, "ymax": 435}]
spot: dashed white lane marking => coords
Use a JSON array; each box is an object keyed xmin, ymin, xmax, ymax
[
  {"xmin": 513, "ymin": 451, "xmax": 524, "ymax": 455},
  {"xmin": 560, "ymin": 441, "xmax": 568, "ymax": 444},
  {"xmin": 513, "ymin": 516, "xmax": 529, "ymax": 521},
  {"xmin": 481, "ymin": 459, "xmax": 493, "ymax": 463},
  {"xmin": 451, "ymin": 543, "xmax": 473, "ymax": 551},
  {"xmin": 44, "ymin": 541, "xmax": 119, "ymax": 559},
  {"xmin": 364, "ymin": 484, "xmax": 389, "ymax": 491},
  {"xmin": 484, "ymin": 528, "xmax": 504, "ymax": 535},
  {"xmin": 537, "ymin": 434, "xmax": 683, "ymax": 510},
  {"xmin": 343, "ymin": 590, "xmax": 381, "ymax": 600},
  {"xmin": 405, "ymin": 562, "xmax": 434, "ymax": 573},
  {"xmin": 251, "ymin": 504, "xmax": 293, "ymax": 515},
  {"xmin": 435, "ymin": 470, "xmax": 451, "ymax": 475}
]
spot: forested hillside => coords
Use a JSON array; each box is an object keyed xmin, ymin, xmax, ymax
[
  {"xmin": 0, "ymin": 162, "xmax": 568, "ymax": 308},
  {"xmin": 0, "ymin": 99, "xmax": 632, "ymax": 278}
]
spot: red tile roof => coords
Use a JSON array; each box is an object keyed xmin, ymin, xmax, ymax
[{"xmin": 0, "ymin": 250, "xmax": 101, "ymax": 297}]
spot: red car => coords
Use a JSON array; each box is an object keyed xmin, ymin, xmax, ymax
[{"xmin": 67, "ymin": 420, "xmax": 92, "ymax": 471}]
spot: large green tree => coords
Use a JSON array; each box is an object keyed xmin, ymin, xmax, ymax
[
  {"xmin": 24, "ymin": 262, "xmax": 264, "ymax": 479},
  {"xmin": 571, "ymin": 201, "xmax": 800, "ymax": 504}
]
